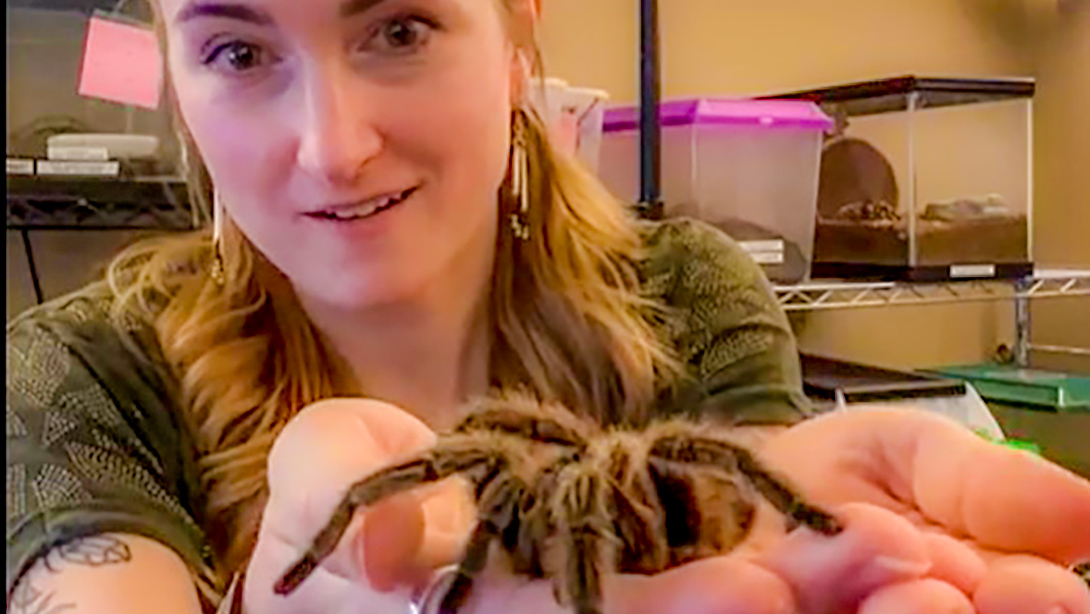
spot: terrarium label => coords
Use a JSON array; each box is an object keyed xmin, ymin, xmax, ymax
[
  {"xmin": 6, "ymin": 159, "xmax": 35, "ymax": 175},
  {"xmin": 36, "ymin": 160, "xmax": 121, "ymax": 177},
  {"xmin": 740, "ymin": 240, "xmax": 786, "ymax": 253},
  {"xmin": 740, "ymin": 240, "xmax": 786, "ymax": 265},
  {"xmin": 950, "ymin": 264, "xmax": 997, "ymax": 279}
]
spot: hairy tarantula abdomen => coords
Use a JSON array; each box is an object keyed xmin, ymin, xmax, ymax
[{"xmin": 274, "ymin": 394, "xmax": 842, "ymax": 614}]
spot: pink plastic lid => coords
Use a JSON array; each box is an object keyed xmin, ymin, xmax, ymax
[{"xmin": 603, "ymin": 98, "xmax": 833, "ymax": 133}]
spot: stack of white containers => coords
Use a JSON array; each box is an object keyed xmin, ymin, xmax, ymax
[{"xmin": 526, "ymin": 78, "xmax": 610, "ymax": 173}]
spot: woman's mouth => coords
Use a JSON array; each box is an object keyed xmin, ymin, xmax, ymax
[{"xmin": 306, "ymin": 187, "xmax": 419, "ymax": 222}]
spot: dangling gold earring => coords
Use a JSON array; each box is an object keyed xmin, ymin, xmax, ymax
[
  {"xmin": 508, "ymin": 110, "xmax": 532, "ymax": 242},
  {"xmin": 210, "ymin": 190, "xmax": 227, "ymax": 286}
]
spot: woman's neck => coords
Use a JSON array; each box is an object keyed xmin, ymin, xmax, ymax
[{"xmin": 297, "ymin": 246, "xmax": 495, "ymax": 430}]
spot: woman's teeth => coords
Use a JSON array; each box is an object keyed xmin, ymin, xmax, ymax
[{"xmin": 318, "ymin": 189, "xmax": 412, "ymax": 221}]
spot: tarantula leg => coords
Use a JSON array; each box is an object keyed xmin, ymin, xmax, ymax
[
  {"xmin": 506, "ymin": 455, "xmax": 575, "ymax": 577},
  {"xmin": 649, "ymin": 436, "xmax": 843, "ymax": 537},
  {"xmin": 274, "ymin": 447, "xmax": 505, "ymax": 596},
  {"xmin": 439, "ymin": 474, "xmax": 526, "ymax": 614},
  {"xmin": 454, "ymin": 408, "xmax": 586, "ymax": 448},
  {"xmin": 552, "ymin": 472, "xmax": 614, "ymax": 614}
]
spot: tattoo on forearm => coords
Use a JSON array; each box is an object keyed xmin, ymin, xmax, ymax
[
  {"xmin": 42, "ymin": 535, "xmax": 133, "ymax": 573},
  {"xmin": 9, "ymin": 578, "xmax": 75, "ymax": 614},
  {"xmin": 10, "ymin": 536, "xmax": 132, "ymax": 613}
]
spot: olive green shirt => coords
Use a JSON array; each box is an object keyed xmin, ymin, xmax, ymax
[{"xmin": 5, "ymin": 217, "xmax": 810, "ymax": 599}]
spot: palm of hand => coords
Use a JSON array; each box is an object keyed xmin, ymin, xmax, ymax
[{"xmin": 751, "ymin": 409, "xmax": 1090, "ymax": 614}]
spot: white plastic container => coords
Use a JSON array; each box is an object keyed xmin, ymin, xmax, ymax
[
  {"xmin": 598, "ymin": 98, "xmax": 833, "ymax": 283},
  {"xmin": 527, "ymin": 78, "xmax": 610, "ymax": 172}
]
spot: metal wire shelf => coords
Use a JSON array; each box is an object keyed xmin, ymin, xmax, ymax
[
  {"xmin": 6, "ymin": 176, "xmax": 196, "ymax": 231},
  {"xmin": 775, "ymin": 271, "xmax": 1090, "ymax": 311}
]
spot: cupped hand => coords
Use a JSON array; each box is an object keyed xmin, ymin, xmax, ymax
[
  {"xmin": 241, "ymin": 398, "xmax": 478, "ymax": 614},
  {"xmin": 570, "ymin": 409, "xmax": 1090, "ymax": 614},
  {"xmin": 756, "ymin": 408, "xmax": 1090, "ymax": 614},
  {"xmin": 464, "ymin": 409, "xmax": 1090, "ymax": 614}
]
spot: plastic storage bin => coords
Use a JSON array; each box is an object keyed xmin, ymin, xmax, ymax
[
  {"xmin": 928, "ymin": 364, "xmax": 1090, "ymax": 412},
  {"xmin": 597, "ymin": 99, "xmax": 833, "ymax": 283},
  {"xmin": 527, "ymin": 78, "xmax": 610, "ymax": 173},
  {"xmin": 764, "ymin": 76, "xmax": 1035, "ymax": 281},
  {"xmin": 800, "ymin": 354, "xmax": 1006, "ymax": 440}
]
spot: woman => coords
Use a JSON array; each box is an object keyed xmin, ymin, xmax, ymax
[{"xmin": 6, "ymin": 0, "xmax": 1089, "ymax": 612}]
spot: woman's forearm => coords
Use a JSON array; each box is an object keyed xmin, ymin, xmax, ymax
[{"xmin": 8, "ymin": 533, "xmax": 206, "ymax": 614}]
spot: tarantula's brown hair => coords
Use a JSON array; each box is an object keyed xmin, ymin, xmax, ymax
[
  {"xmin": 275, "ymin": 394, "xmax": 842, "ymax": 614},
  {"xmin": 105, "ymin": 0, "xmax": 682, "ymax": 601}
]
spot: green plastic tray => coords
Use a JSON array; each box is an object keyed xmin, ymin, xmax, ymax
[{"xmin": 928, "ymin": 364, "xmax": 1090, "ymax": 412}]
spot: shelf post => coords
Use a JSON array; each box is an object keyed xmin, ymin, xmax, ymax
[
  {"xmin": 20, "ymin": 228, "xmax": 44, "ymax": 305},
  {"xmin": 1014, "ymin": 277, "xmax": 1032, "ymax": 368},
  {"xmin": 636, "ymin": 0, "xmax": 664, "ymax": 220}
]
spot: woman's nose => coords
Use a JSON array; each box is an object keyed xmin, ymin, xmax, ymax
[{"xmin": 295, "ymin": 64, "xmax": 383, "ymax": 185}]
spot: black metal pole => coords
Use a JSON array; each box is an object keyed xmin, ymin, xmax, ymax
[
  {"xmin": 637, "ymin": 0, "xmax": 663, "ymax": 219},
  {"xmin": 21, "ymin": 229, "xmax": 44, "ymax": 305}
]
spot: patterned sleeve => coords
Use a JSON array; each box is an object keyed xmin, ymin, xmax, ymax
[
  {"xmin": 641, "ymin": 218, "xmax": 813, "ymax": 426},
  {"xmin": 6, "ymin": 291, "xmax": 209, "ymax": 598}
]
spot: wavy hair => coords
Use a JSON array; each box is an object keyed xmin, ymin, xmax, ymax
[{"xmin": 108, "ymin": 0, "xmax": 681, "ymax": 597}]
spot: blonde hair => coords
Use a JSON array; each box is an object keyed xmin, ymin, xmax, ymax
[{"xmin": 110, "ymin": 0, "xmax": 681, "ymax": 593}]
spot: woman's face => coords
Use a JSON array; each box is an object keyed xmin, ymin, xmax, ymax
[{"xmin": 159, "ymin": 0, "xmax": 520, "ymax": 309}]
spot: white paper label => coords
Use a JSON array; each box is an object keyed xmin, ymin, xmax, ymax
[
  {"xmin": 36, "ymin": 160, "xmax": 120, "ymax": 176},
  {"xmin": 950, "ymin": 264, "xmax": 997, "ymax": 279},
  {"xmin": 749, "ymin": 251, "xmax": 786, "ymax": 265},
  {"xmin": 7, "ymin": 158, "xmax": 35, "ymax": 175},
  {"xmin": 739, "ymin": 240, "xmax": 785, "ymax": 254},
  {"xmin": 47, "ymin": 146, "xmax": 110, "ymax": 161},
  {"xmin": 740, "ymin": 240, "xmax": 785, "ymax": 264}
]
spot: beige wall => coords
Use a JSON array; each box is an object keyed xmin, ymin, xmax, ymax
[
  {"xmin": 539, "ymin": 0, "xmax": 1088, "ymax": 371},
  {"xmin": 1026, "ymin": 6, "xmax": 1090, "ymax": 373}
]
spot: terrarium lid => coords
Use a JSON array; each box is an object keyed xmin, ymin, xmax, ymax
[
  {"xmin": 602, "ymin": 98, "xmax": 834, "ymax": 133},
  {"xmin": 759, "ymin": 76, "xmax": 1036, "ymax": 117}
]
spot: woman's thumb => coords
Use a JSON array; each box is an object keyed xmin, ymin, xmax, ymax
[{"xmin": 263, "ymin": 398, "xmax": 439, "ymax": 589}]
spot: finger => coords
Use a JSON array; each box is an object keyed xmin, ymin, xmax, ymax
[
  {"xmin": 907, "ymin": 410, "xmax": 1090, "ymax": 564},
  {"xmin": 768, "ymin": 409, "xmax": 1090, "ymax": 565},
  {"xmin": 263, "ymin": 399, "xmax": 438, "ymax": 582},
  {"xmin": 973, "ymin": 555, "xmax": 1090, "ymax": 614},
  {"xmin": 858, "ymin": 579, "xmax": 974, "ymax": 614},
  {"xmin": 760, "ymin": 503, "xmax": 931, "ymax": 614},
  {"xmin": 362, "ymin": 492, "xmax": 426, "ymax": 592},
  {"xmin": 603, "ymin": 556, "xmax": 796, "ymax": 614},
  {"xmin": 415, "ymin": 478, "xmax": 477, "ymax": 571},
  {"xmin": 266, "ymin": 398, "xmax": 437, "ymax": 522},
  {"xmin": 922, "ymin": 532, "xmax": 987, "ymax": 595}
]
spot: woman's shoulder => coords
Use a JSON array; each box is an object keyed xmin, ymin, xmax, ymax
[
  {"xmin": 8, "ymin": 278, "xmax": 179, "ymax": 405},
  {"xmin": 637, "ymin": 216, "xmax": 777, "ymax": 306},
  {"xmin": 9, "ymin": 280, "xmax": 117, "ymax": 332},
  {"xmin": 7, "ymin": 283, "xmax": 207, "ymax": 591},
  {"xmin": 637, "ymin": 217, "xmax": 809, "ymax": 425}
]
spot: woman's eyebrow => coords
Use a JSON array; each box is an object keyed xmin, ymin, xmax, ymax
[
  {"xmin": 174, "ymin": 0, "xmax": 392, "ymax": 25},
  {"xmin": 339, "ymin": 0, "xmax": 391, "ymax": 18},
  {"xmin": 175, "ymin": 1, "xmax": 275, "ymax": 25}
]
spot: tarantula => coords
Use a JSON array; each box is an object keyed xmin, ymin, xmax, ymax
[{"xmin": 273, "ymin": 395, "xmax": 842, "ymax": 614}]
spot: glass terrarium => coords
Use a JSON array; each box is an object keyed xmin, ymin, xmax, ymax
[
  {"xmin": 765, "ymin": 76, "xmax": 1035, "ymax": 281},
  {"xmin": 6, "ymin": 6, "xmax": 181, "ymax": 179}
]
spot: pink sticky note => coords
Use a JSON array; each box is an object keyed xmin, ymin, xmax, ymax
[{"xmin": 78, "ymin": 16, "xmax": 163, "ymax": 109}]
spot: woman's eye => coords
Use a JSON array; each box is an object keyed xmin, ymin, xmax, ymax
[
  {"xmin": 203, "ymin": 41, "xmax": 267, "ymax": 72},
  {"xmin": 371, "ymin": 16, "xmax": 434, "ymax": 53}
]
